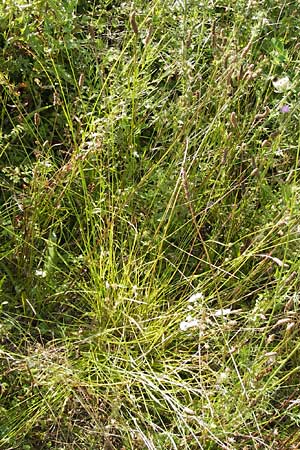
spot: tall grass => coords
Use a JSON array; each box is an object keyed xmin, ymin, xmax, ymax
[{"xmin": 1, "ymin": 0, "xmax": 300, "ymax": 448}]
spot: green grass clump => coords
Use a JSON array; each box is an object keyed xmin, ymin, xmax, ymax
[{"xmin": 1, "ymin": 0, "xmax": 300, "ymax": 448}]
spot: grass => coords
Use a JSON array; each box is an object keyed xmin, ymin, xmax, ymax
[{"xmin": 1, "ymin": 0, "xmax": 300, "ymax": 448}]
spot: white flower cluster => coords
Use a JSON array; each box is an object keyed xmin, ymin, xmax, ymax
[
  {"xmin": 180, "ymin": 292, "xmax": 204, "ymax": 332},
  {"xmin": 272, "ymin": 76, "xmax": 291, "ymax": 93},
  {"xmin": 190, "ymin": 292, "xmax": 204, "ymax": 302},
  {"xmin": 179, "ymin": 315, "xmax": 199, "ymax": 332},
  {"xmin": 179, "ymin": 287, "xmax": 240, "ymax": 334},
  {"xmin": 35, "ymin": 269, "xmax": 47, "ymax": 278}
]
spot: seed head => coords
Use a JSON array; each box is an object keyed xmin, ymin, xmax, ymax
[{"xmin": 130, "ymin": 11, "xmax": 139, "ymax": 35}]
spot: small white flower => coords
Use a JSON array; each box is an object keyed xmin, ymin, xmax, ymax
[
  {"xmin": 213, "ymin": 308, "xmax": 232, "ymax": 317},
  {"xmin": 180, "ymin": 315, "xmax": 199, "ymax": 331},
  {"xmin": 35, "ymin": 269, "xmax": 47, "ymax": 278},
  {"xmin": 132, "ymin": 285, "xmax": 138, "ymax": 296},
  {"xmin": 39, "ymin": 160, "xmax": 52, "ymax": 168},
  {"xmin": 272, "ymin": 76, "xmax": 291, "ymax": 93},
  {"xmin": 275, "ymin": 148, "xmax": 284, "ymax": 157},
  {"xmin": 217, "ymin": 370, "xmax": 230, "ymax": 383},
  {"xmin": 188, "ymin": 292, "xmax": 204, "ymax": 303}
]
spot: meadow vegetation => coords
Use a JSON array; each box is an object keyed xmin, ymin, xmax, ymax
[{"xmin": 1, "ymin": 0, "xmax": 300, "ymax": 448}]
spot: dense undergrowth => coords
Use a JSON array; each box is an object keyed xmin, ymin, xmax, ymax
[{"xmin": 1, "ymin": 0, "xmax": 300, "ymax": 448}]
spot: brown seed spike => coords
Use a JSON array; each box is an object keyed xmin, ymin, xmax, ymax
[
  {"xmin": 241, "ymin": 39, "xmax": 252, "ymax": 58},
  {"xmin": 254, "ymin": 106, "xmax": 270, "ymax": 121},
  {"xmin": 130, "ymin": 11, "xmax": 139, "ymax": 35},
  {"xmin": 78, "ymin": 73, "xmax": 84, "ymax": 88},
  {"xmin": 237, "ymin": 64, "xmax": 245, "ymax": 81},
  {"xmin": 230, "ymin": 111, "xmax": 237, "ymax": 128},
  {"xmin": 34, "ymin": 112, "xmax": 40, "ymax": 127},
  {"xmin": 186, "ymin": 30, "xmax": 192, "ymax": 49},
  {"xmin": 261, "ymin": 139, "xmax": 270, "ymax": 147}
]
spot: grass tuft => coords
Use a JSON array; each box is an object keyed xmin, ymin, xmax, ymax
[{"xmin": 1, "ymin": 0, "xmax": 300, "ymax": 448}]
